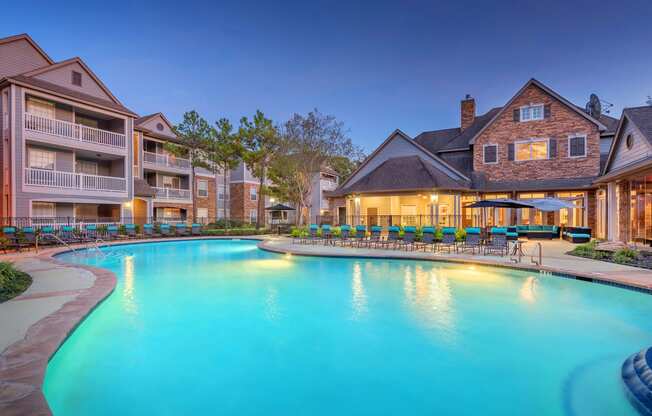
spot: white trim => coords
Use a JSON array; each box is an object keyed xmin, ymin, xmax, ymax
[
  {"xmin": 567, "ymin": 134, "xmax": 587, "ymax": 158},
  {"xmin": 197, "ymin": 178, "xmax": 208, "ymax": 198},
  {"xmin": 482, "ymin": 143, "xmax": 498, "ymax": 164},
  {"xmin": 514, "ymin": 138, "xmax": 550, "ymax": 161},
  {"xmin": 519, "ymin": 103, "xmax": 544, "ymax": 122}
]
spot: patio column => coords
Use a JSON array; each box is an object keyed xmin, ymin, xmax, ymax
[{"xmin": 454, "ymin": 194, "xmax": 461, "ymax": 228}]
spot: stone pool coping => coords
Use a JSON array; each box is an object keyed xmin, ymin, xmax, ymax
[{"xmin": 1, "ymin": 235, "xmax": 651, "ymax": 415}]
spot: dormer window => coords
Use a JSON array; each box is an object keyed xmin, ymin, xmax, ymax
[
  {"xmin": 520, "ymin": 104, "xmax": 544, "ymax": 122},
  {"xmin": 71, "ymin": 71, "xmax": 82, "ymax": 86}
]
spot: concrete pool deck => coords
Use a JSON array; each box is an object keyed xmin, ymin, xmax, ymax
[{"xmin": 0, "ymin": 235, "xmax": 651, "ymax": 414}]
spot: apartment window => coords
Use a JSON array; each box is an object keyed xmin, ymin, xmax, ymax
[
  {"xmin": 520, "ymin": 104, "xmax": 544, "ymax": 122},
  {"xmin": 161, "ymin": 175, "xmax": 180, "ymax": 188},
  {"xmin": 26, "ymin": 97, "xmax": 55, "ymax": 119},
  {"xmin": 32, "ymin": 202, "xmax": 55, "ymax": 218},
  {"xmin": 29, "ymin": 149, "xmax": 55, "ymax": 170},
  {"xmin": 71, "ymin": 71, "xmax": 82, "ymax": 86},
  {"xmin": 515, "ymin": 140, "xmax": 548, "ymax": 161},
  {"xmin": 250, "ymin": 187, "xmax": 257, "ymax": 201},
  {"xmin": 197, "ymin": 208, "xmax": 208, "ymax": 219},
  {"xmin": 197, "ymin": 179, "xmax": 208, "ymax": 197},
  {"xmin": 483, "ymin": 144, "xmax": 498, "ymax": 164},
  {"xmin": 568, "ymin": 136, "xmax": 587, "ymax": 158},
  {"xmin": 217, "ymin": 208, "xmax": 225, "ymax": 219},
  {"xmin": 249, "ymin": 209, "xmax": 257, "ymax": 223},
  {"xmin": 218, "ymin": 185, "xmax": 225, "ymax": 200},
  {"xmin": 76, "ymin": 160, "xmax": 98, "ymax": 175}
]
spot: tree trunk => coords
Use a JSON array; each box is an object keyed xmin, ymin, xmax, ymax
[
  {"xmin": 190, "ymin": 165, "xmax": 197, "ymax": 223},
  {"xmin": 223, "ymin": 163, "xmax": 230, "ymax": 230},
  {"xmin": 256, "ymin": 170, "xmax": 265, "ymax": 229}
]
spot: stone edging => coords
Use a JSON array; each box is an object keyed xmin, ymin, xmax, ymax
[{"xmin": 257, "ymin": 240, "xmax": 652, "ymax": 293}]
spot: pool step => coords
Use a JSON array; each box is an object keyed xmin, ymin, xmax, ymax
[{"xmin": 622, "ymin": 347, "xmax": 652, "ymax": 415}]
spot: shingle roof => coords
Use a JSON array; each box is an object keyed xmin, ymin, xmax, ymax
[
  {"xmin": 414, "ymin": 107, "xmax": 502, "ymax": 153},
  {"xmin": 4, "ymin": 74, "xmax": 137, "ymax": 116},
  {"xmin": 624, "ymin": 106, "xmax": 652, "ymax": 147},
  {"xmin": 332, "ymin": 155, "xmax": 470, "ymax": 196}
]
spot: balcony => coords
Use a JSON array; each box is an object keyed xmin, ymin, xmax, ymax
[
  {"xmin": 153, "ymin": 187, "xmax": 192, "ymax": 201},
  {"xmin": 24, "ymin": 113, "xmax": 126, "ymax": 150},
  {"xmin": 24, "ymin": 168, "xmax": 126, "ymax": 193},
  {"xmin": 143, "ymin": 151, "xmax": 191, "ymax": 171}
]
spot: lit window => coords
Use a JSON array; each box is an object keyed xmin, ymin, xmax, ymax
[
  {"xmin": 568, "ymin": 136, "xmax": 586, "ymax": 158},
  {"xmin": 217, "ymin": 208, "xmax": 225, "ymax": 219},
  {"xmin": 249, "ymin": 209, "xmax": 257, "ymax": 223},
  {"xmin": 218, "ymin": 185, "xmax": 227, "ymax": 200},
  {"xmin": 197, "ymin": 179, "xmax": 208, "ymax": 197},
  {"xmin": 32, "ymin": 202, "xmax": 55, "ymax": 217},
  {"xmin": 520, "ymin": 105, "xmax": 544, "ymax": 122},
  {"xmin": 483, "ymin": 144, "xmax": 498, "ymax": 164},
  {"xmin": 29, "ymin": 149, "xmax": 55, "ymax": 170},
  {"xmin": 250, "ymin": 187, "xmax": 257, "ymax": 201},
  {"xmin": 515, "ymin": 140, "xmax": 548, "ymax": 161}
]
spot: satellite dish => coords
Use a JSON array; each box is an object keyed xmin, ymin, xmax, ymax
[{"xmin": 585, "ymin": 94, "xmax": 602, "ymax": 118}]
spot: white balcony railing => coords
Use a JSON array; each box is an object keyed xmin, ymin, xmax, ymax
[
  {"xmin": 24, "ymin": 113, "xmax": 126, "ymax": 149},
  {"xmin": 24, "ymin": 168, "xmax": 127, "ymax": 192},
  {"xmin": 153, "ymin": 187, "xmax": 192, "ymax": 200},
  {"xmin": 143, "ymin": 151, "xmax": 191, "ymax": 170}
]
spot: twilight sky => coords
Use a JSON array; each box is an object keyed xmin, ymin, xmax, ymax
[{"xmin": 4, "ymin": 0, "xmax": 652, "ymax": 152}]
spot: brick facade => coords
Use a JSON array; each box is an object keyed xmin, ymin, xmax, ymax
[
  {"xmin": 229, "ymin": 182, "xmax": 260, "ymax": 222},
  {"xmin": 194, "ymin": 176, "xmax": 216, "ymax": 220},
  {"xmin": 473, "ymin": 83, "xmax": 602, "ymax": 181}
]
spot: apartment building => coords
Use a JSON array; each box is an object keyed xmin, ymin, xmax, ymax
[
  {"xmin": 328, "ymin": 78, "xmax": 620, "ymax": 236},
  {"xmin": 0, "ymin": 34, "xmax": 136, "ymax": 223}
]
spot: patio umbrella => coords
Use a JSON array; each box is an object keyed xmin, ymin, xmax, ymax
[
  {"xmin": 524, "ymin": 198, "xmax": 576, "ymax": 212},
  {"xmin": 464, "ymin": 199, "xmax": 534, "ymax": 209},
  {"xmin": 264, "ymin": 203, "xmax": 296, "ymax": 211}
]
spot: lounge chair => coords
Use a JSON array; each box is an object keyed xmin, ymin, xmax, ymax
[
  {"xmin": 397, "ymin": 226, "xmax": 417, "ymax": 251},
  {"xmin": 378, "ymin": 226, "xmax": 400, "ymax": 249},
  {"xmin": 363, "ymin": 226, "xmax": 383, "ymax": 248},
  {"xmin": 38, "ymin": 226, "xmax": 57, "ymax": 246},
  {"xmin": 484, "ymin": 227, "xmax": 509, "ymax": 256},
  {"xmin": 143, "ymin": 224, "xmax": 160, "ymax": 238},
  {"xmin": 191, "ymin": 223, "xmax": 202, "ymax": 236},
  {"xmin": 306, "ymin": 224, "xmax": 320, "ymax": 244},
  {"xmin": 160, "ymin": 224, "xmax": 172, "ymax": 237},
  {"xmin": 349, "ymin": 225, "xmax": 367, "ymax": 247},
  {"xmin": 334, "ymin": 225, "xmax": 351, "ymax": 246},
  {"xmin": 59, "ymin": 225, "xmax": 83, "ymax": 244},
  {"xmin": 82, "ymin": 224, "xmax": 98, "ymax": 242},
  {"xmin": 438, "ymin": 227, "xmax": 458, "ymax": 253},
  {"xmin": 1, "ymin": 227, "xmax": 30, "ymax": 252},
  {"xmin": 106, "ymin": 224, "xmax": 127, "ymax": 240},
  {"xmin": 321, "ymin": 224, "xmax": 333, "ymax": 245},
  {"xmin": 175, "ymin": 223, "xmax": 189, "ymax": 237},
  {"xmin": 125, "ymin": 224, "xmax": 137, "ymax": 239},
  {"xmin": 415, "ymin": 226, "xmax": 436, "ymax": 252},
  {"xmin": 458, "ymin": 227, "xmax": 482, "ymax": 254},
  {"xmin": 21, "ymin": 227, "xmax": 37, "ymax": 249}
]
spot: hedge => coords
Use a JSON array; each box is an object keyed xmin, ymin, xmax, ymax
[{"xmin": 0, "ymin": 262, "xmax": 32, "ymax": 303}]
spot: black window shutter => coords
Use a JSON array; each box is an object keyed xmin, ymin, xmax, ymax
[
  {"xmin": 549, "ymin": 139, "xmax": 557, "ymax": 158},
  {"xmin": 513, "ymin": 109, "xmax": 520, "ymax": 122},
  {"xmin": 544, "ymin": 104, "xmax": 551, "ymax": 119},
  {"xmin": 508, "ymin": 143, "xmax": 515, "ymax": 161}
]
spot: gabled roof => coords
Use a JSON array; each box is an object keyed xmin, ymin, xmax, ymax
[
  {"xmin": 2, "ymin": 74, "xmax": 137, "ymax": 116},
  {"xmin": 21, "ymin": 57, "xmax": 124, "ymax": 106},
  {"xmin": 0, "ymin": 33, "xmax": 54, "ymax": 65},
  {"xmin": 336, "ymin": 129, "xmax": 470, "ymax": 192},
  {"xmin": 135, "ymin": 112, "xmax": 175, "ymax": 129},
  {"xmin": 134, "ymin": 112, "xmax": 181, "ymax": 142},
  {"xmin": 415, "ymin": 107, "xmax": 502, "ymax": 152},
  {"xmin": 467, "ymin": 78, "xmax": 607, "ymax": 145},
  {"xmin": 603, "ymin": 106, "xmax": 652, "ymax": 174},
  {"xmin": 331, "ymin": 155, "xmax": 470, "ymax": 196}
]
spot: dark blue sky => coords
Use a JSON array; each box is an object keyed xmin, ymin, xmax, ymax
[{"xmin": 5, "ymin": 0, "xmax": 652, "ymax": 151}]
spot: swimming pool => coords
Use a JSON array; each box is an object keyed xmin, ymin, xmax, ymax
[{"xmin": 44, "ymin": 239, "xmax": 650, "ymax": 415}]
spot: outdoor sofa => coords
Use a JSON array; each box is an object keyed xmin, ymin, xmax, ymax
[
  {"xmin": 515, "ymin": 225, "xmax": 560, "ymax": 239},
  {"xmin": 562, "ymin": 227, "xmax": 591, "ymax": 243}
]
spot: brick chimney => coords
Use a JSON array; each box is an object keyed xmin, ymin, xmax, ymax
[{"xmin": 461, "ymin": 94, "xmax": 475, "ymax": 131}]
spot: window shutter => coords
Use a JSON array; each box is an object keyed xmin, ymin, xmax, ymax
[
  {"xmin": 544, "ymin": 104, "xmax": 551, "ymax": 119},
  {"xmin": 508, "ymin": 143, "xmax": 515, "ymax": 161},
  {"xmin": 549, "ymin": 139, "xmax": 557, "ymax": 158},
  {"xmin": 513, "ymin": 109, "xmax": 520, "ymax": 122}
]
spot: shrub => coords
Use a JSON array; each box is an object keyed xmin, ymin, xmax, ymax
[
  {"xmin": 455, "ymin": 228, "xmax": 467, "ymax": 242},
  {"xmin": 435, "ymin": 228, "xmax": 444, "ymax": 241},
  {"xmin": 0, "ymin": 262, "xmax": 32, "ymax": 303},
  {"xmin": 200, "ymin": 228, "xmax": 269, "ymax": 236},
  {"xmin": 613, "ymin": 247, "xmax": 638, "ymax": 264},
  {"xmin": 570, "ymin": 241, "xmax": 598, "ymax": 257}
]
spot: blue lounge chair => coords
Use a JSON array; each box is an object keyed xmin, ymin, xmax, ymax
[
  {"xmin": 306, "ymin": 224, "xmax": 320, "ymax": 244},
  {"xmin": 175, "ymin": 223, "xmax": 189, "ymax": 236},
  {"xmin": 160, "ymin": 224, "xmax": 172, "ymax": 237},
  {"xmin": 438, "ymin": 227, "xmax": 457, "ymax": 253},
  {"xmin": 125, "ymin": 224, "xmax": 137, "ymax": 238},
  {"xmin": 191, "ymin": 223, "xmax": 202, "ymax": 236},
  {"xmin": 106, "ymin": 224, "xmax": 121, "ymax": 240},
  {"xmin": 334, "ymin": 225, "xmax": 351, "ymax": 246},
  {"xmin": 350, "ymin": 225, "xmax": 367, "ymax": 247},
  {"xmin": 379, "ymin": 226, "xmax": 401, "ymax": 249},
  {"xmin": 364, "ymin": 225, "xmax": 383, "ymax": 248},
  {"xmin": 321, "ymin": 224, "xmax": 333, "ymax": 244},
  {"xmin": 484, "ymin": 227, "xmax": 508, "ymax": 256},
  {"xmin": 2, "ymin": 227, "xmax": 30, "ymax": 252},
  {"xmin": 415, "ymin": 226, "xmax": 436, "ymax": 252},
  {"xmin": 21, "ymin": 227, "xmax": 36, "ymax": 248},
  {"xmin": 458, "ymin": 227, "xmax": 482, "ymax": 254},
  {"xmin": 397, "ymin": 226, "xmax": 417, "ymax": 251},
  {"xmin": 143, "ymin": 224, "xmax": 160, "ymax": 238},
  {"xmin": 59, "ymin": 225, "xmax": 82, "ymax": 243},
  {"xmin": 83, "ymin": 224, "xmax": 98, "ymax": 241}
]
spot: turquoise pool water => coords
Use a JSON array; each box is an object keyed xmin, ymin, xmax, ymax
[{"xmin": 44, "ymin": 239, "xmax": 651, "ymax": 415}]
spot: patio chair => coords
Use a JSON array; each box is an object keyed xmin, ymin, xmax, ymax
[
  {"xmin": 82, "ymin": 224, "xmax": 98, "ymax": 242},
  {"xmin": 125, "ymin": 224, "xmax": 137, "ymax": 239},
  {"xmin": 160, "ymin": 224, "xmax": 172, "ymax": 237},
  {"xmin": 21, "ymin": 227, "xmax": 37, "ymax": 249},
  {"xmin": 105, "ymin": 225, "xmax": 119, "ymax": 240},
  {"xmin": 1, "ymin": 227, "xmax": 30, "ymax": 252},
  {"xmin": 437, "ymin": 227, "xmax": 458, "ymax": 253},
  {"xmin": 363, "ymin": 226, "xmax": 383, "ymax": 248},
  {"xmin": 484, "ymin": 227, "xmax": 509, "ymax": 256},
  {"xmin": 175, "ymin": 223, "xmax": 189, "ymax": 237},
  {"xmin": 306, "ymin": 224, "xmax": 321, "ymax": 244},
  {"xmin": 349, "ymin": 225, "xmax": 367, "ymax": 247},
  {"xmin": 458, "ymin": 227, "xmax": 482, "ymax": 254},
  {"xmin": 415, "ymin": 226, "xmax": 436, "ymax": 252},
  {"xmin": 59, "ymin": 225, "xmax": 83, "ymax": 244},
  {"xmin": 191, "ymin": 223, "xmax": 202, "ymax": 236},
  {"xmin": 37, "ymin": 226, "xmax": 57, "ymax": 246},
  {"xmin": 397, "ymin": 226, "xmax": 417, "ymax": 251},
  {"xmin": 334, "ymin": 225, "xmax": 351, "ymax": 246},
  {"xmin": 143, "ymin": 224, "xmax": 160, "ymax": 238},
  {"xmin": 378, "ymin": 225, "xmax": 400, "ymax": 249},
  {"xmin": 321, "ymin": 224, "xmax": 333, "ymax": 245}
]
